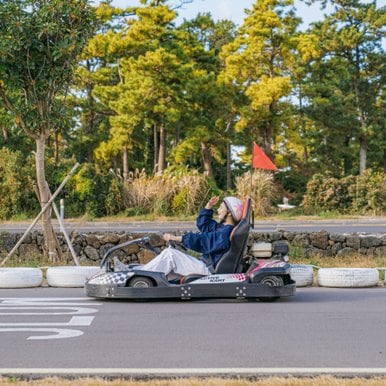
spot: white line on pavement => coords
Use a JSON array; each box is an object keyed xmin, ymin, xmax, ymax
[{"xmin": 1, "ymin": 368, "xmax": 386, "ymax": 375}]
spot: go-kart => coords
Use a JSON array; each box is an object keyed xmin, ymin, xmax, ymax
[{"xmin": 85, "ymin": 198, "xmax": 296, "ymax": 301}]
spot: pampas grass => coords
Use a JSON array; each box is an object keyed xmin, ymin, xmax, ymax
[{"xmin": 236, "ymin": 170, "xmax": 276, "ymax": 216}]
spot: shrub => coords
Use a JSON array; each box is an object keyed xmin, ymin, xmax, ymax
[
  {"xmin": 0, "ymin": 148, "xmax": 36, "ymax": 219},
  {"xmin": 235, "ymin": 170, "xmax": 276, "ymax": 216},
  {"xmin": 303, "ymin": 171, "xmax": 386, "ymax": 214},
  {"xmin": 349, "ymin": 170, "xmax": 386, "ymax": 214}
]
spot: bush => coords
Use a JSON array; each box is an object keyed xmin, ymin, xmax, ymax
[
  {"xmin": 349, "ymin": 170, "xmax": 386, "ymax": 214},
  {"xmin": 0, "ymin": 148, "xmax": 36, "ymax": 219},
  {"xmin": 303, "ymin": 171, "xmax": 386, "ymax": 214}
]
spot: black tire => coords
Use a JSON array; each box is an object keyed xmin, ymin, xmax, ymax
[
  {"xmin": 260, "ymin": 275, "xmax": 284, "ymax": 287},
  {"xmin": 258, "ymin": 275, "xmax": 284, "ymax": 302},
  {"xmin": 128, "ymin": 276, "xmax": 154, "ymax": 288}
]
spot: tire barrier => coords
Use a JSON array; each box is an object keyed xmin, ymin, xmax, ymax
[
  {"xmin": 0, "ymin": 268, "xmax": 43, "ymax": 288},
  {"xmin": 289, "ymin": 264, "xmax": 314, "ymax": 287},
  {"xmin": 46, "ymin": 266, "xmax": 101, "ymax": 288},
  {"xmin": 317, "ymin": 268, "xmax": 379, "ymax": 288}
]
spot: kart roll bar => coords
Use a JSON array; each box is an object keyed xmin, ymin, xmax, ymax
[{"xmin": 99, "ymin": 236, "xmax": 153, "ymax": 268}]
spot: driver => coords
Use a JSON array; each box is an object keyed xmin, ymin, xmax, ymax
[{"xmin": 136, "ymin": 196, "xmax": 244, "ymax": 279}]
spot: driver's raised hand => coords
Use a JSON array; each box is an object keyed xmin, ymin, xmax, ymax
[
  {"xmin": 163, "ymin": 233, "xmax": 182, "ymax": 243},
  {"xmin": 205, "ymin": 196, "xmax": 220, "ymax": 210}
]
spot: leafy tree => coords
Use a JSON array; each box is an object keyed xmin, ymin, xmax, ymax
[
  {"xmin": 0, "ymin": 0, "xmax": 96, "ymax": 260},
  {"xmin": 221, "ymin": 0, "xmax": 301, "ymax": 161},
  {"xmin": 305, "ymin": 0, "xmax": 385, "ymax": 175}
]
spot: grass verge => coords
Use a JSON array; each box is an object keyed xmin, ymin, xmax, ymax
[{"xmin": 2, "ymin": 377, "xmax": 386, "ymax": 386}]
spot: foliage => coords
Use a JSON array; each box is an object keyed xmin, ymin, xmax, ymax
[
  {"xmin": 0, "ymin": 147, "xmax": 36, "ymax": 219},
  {"xmin": 0, "ymin": 0, "xmax": 384, "ymax": 219},
  {"xmin": 303, "ymin": 171, "xmax": 386, "ymax": 214},
  {"xmin": 235, "ymin": 170, "xmax": 277, "ymax": 216}
]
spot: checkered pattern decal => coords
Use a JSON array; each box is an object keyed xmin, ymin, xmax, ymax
[{"xmin": 88, "ymin": 272, "xmax": 133, "ymax": 286}]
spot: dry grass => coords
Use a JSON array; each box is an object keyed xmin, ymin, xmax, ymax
[
  {"xmin": 290, "ymin": 253, "xmax": 386, "ymax": 269},
  {"xmin": 1, "ymin": 376, "xmax": 386, "ymax": 386},
  {"xmin": 236, "ymin": 170, "xmax": 276, "ymax": 216}
]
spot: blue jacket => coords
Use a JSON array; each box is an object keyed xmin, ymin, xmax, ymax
[{"xmin": 181, "ymin": 208, "xmax": 234, "ymax": 267}]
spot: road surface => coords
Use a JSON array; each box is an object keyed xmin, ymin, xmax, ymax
[{"xmin": 0, "ymin": 287, "xmax": 385, "ymax": 377}]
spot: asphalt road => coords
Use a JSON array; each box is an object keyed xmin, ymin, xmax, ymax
[
  {"xmin": 0, "ymin": 218, "xmax": 386, "ymax": 234},
  {"xmin": 0, "ymin": 287, "xmax": 386, "ymax": 377}
]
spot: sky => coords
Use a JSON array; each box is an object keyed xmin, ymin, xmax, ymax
[{"xmin": 106, "ymin": 0, "xmax": 333, "ymax": 29}]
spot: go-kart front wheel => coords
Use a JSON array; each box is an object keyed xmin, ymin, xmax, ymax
[
  {"xmin": 128, "ymin": 276, "xmax": 154, "ymax": 288},
  {"xmin": 258, "ymin": 275, "xmax": 284, "ymax": 302}
]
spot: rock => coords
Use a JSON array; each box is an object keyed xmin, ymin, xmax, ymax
[
  {"xmin": 0, "ymin": 232, "xmax": 18, "ymax": 252},
  {"xmin": 150, "ymin": 234, "xmax": 165, "ymax": 247},
  {"xmin": 293, "ymin": 234, "xmax": 309, "ymax": 247},
  {"xmin": 122, "ymin": 243, "xmax": 140, "ymax": 255},
  {"xmin": 100, "ymin": 243, "xmax": 115, "ymax": 258},
  {"xmin": 336, "ymin": 247, "xmax": 356, "ymax": 257},
  {"xmin": 346, "ymin": 235, "xmax": 360, "ymax": 249},
  {"xmin": 18, "ymin": 243, "xmax": 40, "ymax": 256},
  {"xmin": 118, "ymin": 234, "xmax": 132, "ymax": 243},
  {"xmin": 270, "ymin": 232, "xmax": 282, "ymax": 241},
  {"xmin": 80, "ymin": 255, "xmax": 89, "ymax": 264},
  {"xmin": 310, "ymin": 231, "xmax": 329, "ymax": 250},
  {"xmin": 138, "ymin": 249, "xmax": 156, "ymax": 264},
  {"xmin": 360, "ymin": 236, "xmax": 382, "ymax": 248},
  {"xmin": 100, "ymin": 233, "xmax": 120, "ymax": 244},
  {"xmin": 329, "ymin": 233, "xmax": 346, "ymax": 243},
  {"xmin": 84, "ymin": 234, "xmax": 101, "ymax": 249},
  {"xmin": 331, "ymin": 242, "xmax": 342, "ymax": 255},
  {"xmin": 84, "ymin": 246, "xmax": 99, "ymax": 261},
  {"xmin": 282, "ymin": 231, "xmax": 295, "ymax": 241},
  {"xmin": 305, "ymin": 247, "xmax": 324, "ymax": 258}
]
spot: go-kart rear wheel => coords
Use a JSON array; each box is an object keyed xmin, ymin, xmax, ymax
[
  {"xmin": 128, "ymin": 276, "xmax": 154, "ymax": 288},
  {"xmin": 258, "ymin": 275, "xmax": 284, "ymax": 302}
]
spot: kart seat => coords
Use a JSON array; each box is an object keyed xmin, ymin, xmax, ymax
[{"xmin": 214, "ymin": 197, "xmax": 251, "ymax": 274}]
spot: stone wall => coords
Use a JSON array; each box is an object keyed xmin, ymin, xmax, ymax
[{"xmin": 0, "ymin": 230, "xmax": 385, "ymax": 264}]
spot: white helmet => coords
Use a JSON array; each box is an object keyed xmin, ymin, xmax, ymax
[{"xmin": 223, "ymin": 196, "xmax": 243, "ymax": 223}]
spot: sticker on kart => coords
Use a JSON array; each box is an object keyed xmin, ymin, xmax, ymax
[{"xmin": 190, "ymin": 273, "xmax": 247, "ymax": 284}]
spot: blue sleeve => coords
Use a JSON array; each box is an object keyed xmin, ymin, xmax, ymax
[
  {"xmin": 182, "ymin": 226, "xmax": 232, "ymax": 255},
  {"xmin": 196, "ymin": 208, "xmax": 219, "ymax": 233}
]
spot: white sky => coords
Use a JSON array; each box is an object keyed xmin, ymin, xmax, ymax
[
  {"xmin": 104, "ymin": 0, "xmax": 385, "ymax": 46},
  {"xmin": 105, "ymin": 0, "xmax": 333, "ymax": 30}
]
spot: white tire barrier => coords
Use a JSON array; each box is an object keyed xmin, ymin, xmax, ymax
[
  {"xmin": 289, "ymin": 264, "xmax": 314, "ymax": 287},
  {"xmin": 0, "ymin": 268, "xmax": 43, "ymax": 288},
  {"xmin": 317, "ymin": 268, "xmax": 379, "ymax": 288},
  {"xmin": 46, "ymin": 266, "xmax": 101, "ymax": 288}
]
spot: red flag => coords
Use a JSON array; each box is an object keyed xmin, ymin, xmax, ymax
[{"xmin": 252, "ymin": 142, "xmax": 278, "ymax": 171}]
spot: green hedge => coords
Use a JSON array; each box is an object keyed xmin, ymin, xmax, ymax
[{"xmin": 303, "ymin": 171, "xmax": 386, "ymax": 214}]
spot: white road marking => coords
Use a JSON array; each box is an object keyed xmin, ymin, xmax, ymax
[
  {"xmin": 0, "ymin": 316, "xmax": 94, "ymax": 326},
  {"xmin": 0, "ymin": 306, "xmax": 99, "ymax": 315},
  {"xmin": 0, "ymin": 368, "xmax": 386, "ymax": 375},
  {"xmin": 0, "ymin": 297, "xmax": 101, "ymax": 340},
  {"xmin": 0, "ymin": 328, "xmax": 84, "ymax": 340}
]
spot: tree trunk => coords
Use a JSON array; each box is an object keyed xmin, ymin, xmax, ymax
[
  {"xmin": 226, "ymin": 141, "xmax": 232, "ymax": 190},
  {"xmin": 35, "ymin": 134, "xmax": 58, "ymax": 262},
  {"xmin": 157, "ymin": 124, "xmax": 166, "ymax": 174},
  {"xmin": 122, "ymin": 145, "xmax": 129, "ymax": 185},
  {"xmin": 153, "ymin": 124, "xmax": 159, "ymax": 173},
  {"xmin": 359, "ymin": 136, "xmax": 367, "ymax": 175},
  {"xmin": 201, "ymin": 142, "xmax": 214, "ymax": 179}
]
